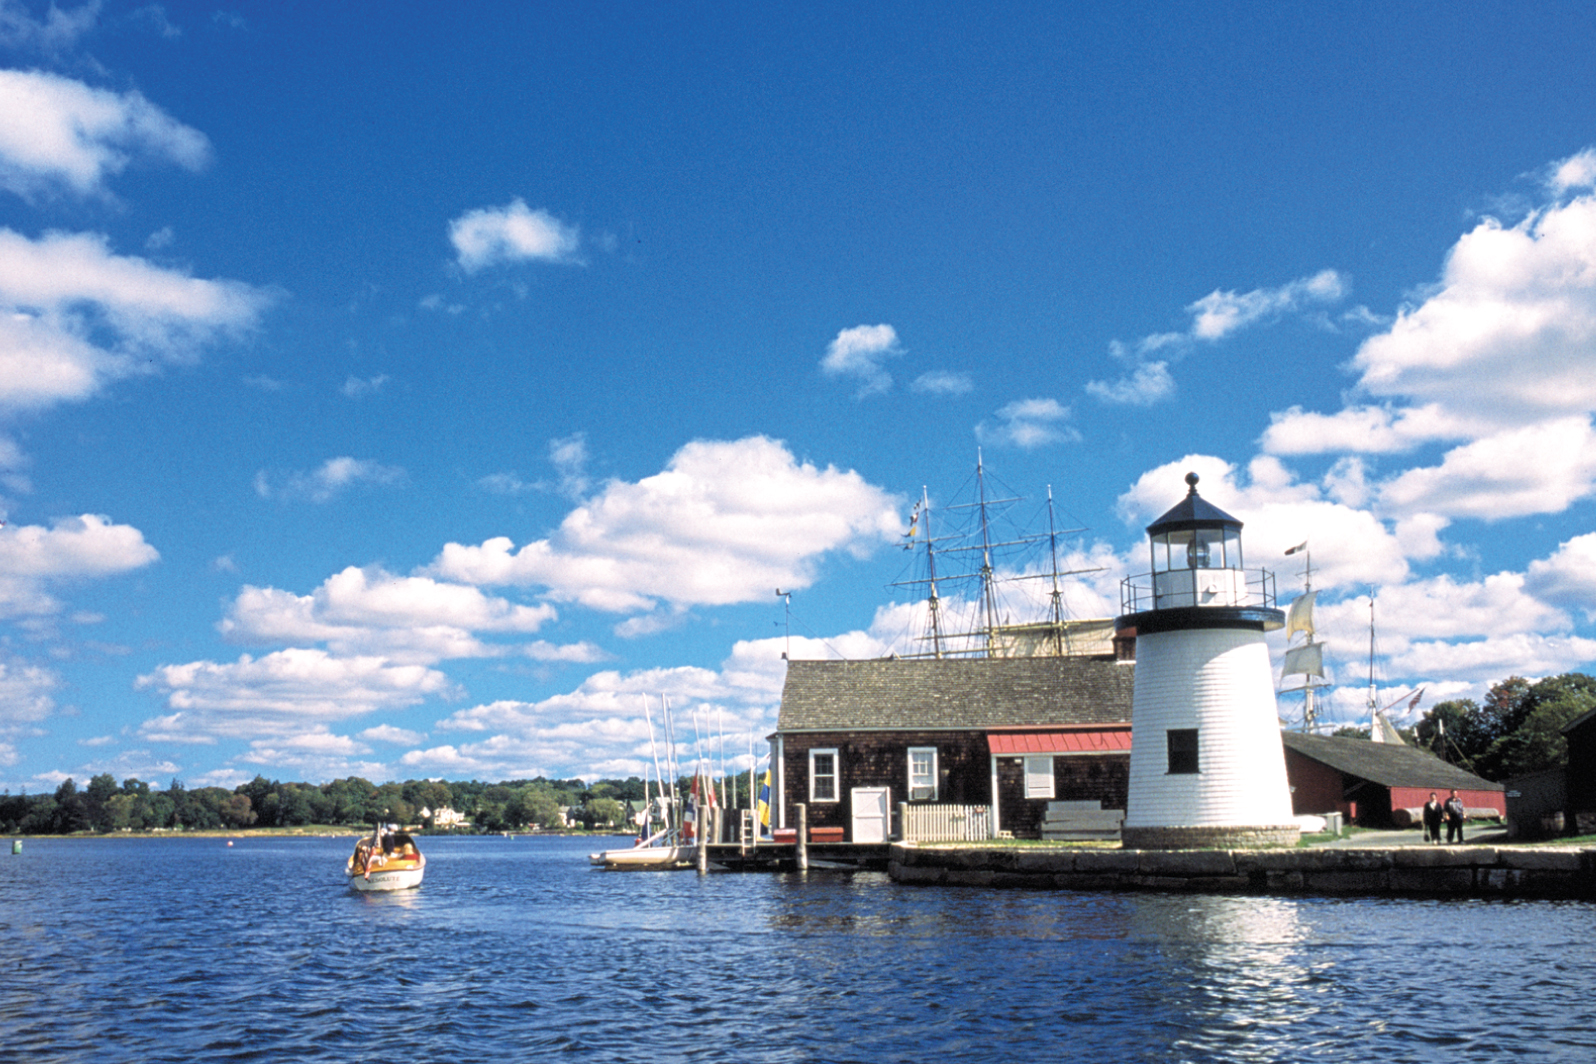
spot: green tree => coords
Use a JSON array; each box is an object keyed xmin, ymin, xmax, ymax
[
  {"xmin": 1483, "ymin": 673, "xmax": 1596, "ymax": 778},
  {"xmin": 583, "ymin": 797, "xmax": 626, "ymax": 829},
  {"xmin": 218, "ymin": 792, "xmax": 256, "ymax": 828}
]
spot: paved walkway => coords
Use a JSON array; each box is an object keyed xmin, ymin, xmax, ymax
[{"xmin": 1315, "ymin": 824, "xmax": 1509, "ymax": 849}]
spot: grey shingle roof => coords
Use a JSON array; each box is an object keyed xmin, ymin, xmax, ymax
[
  {"xmin": 1280, "ymin": 730, "xmax": 1502, "ymax": 792},
  {"xmin": 776, "ymin": 657, "xmax": 1135, "ymax": 732}
]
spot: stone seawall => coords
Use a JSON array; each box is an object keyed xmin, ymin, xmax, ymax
[{"xmin": 889, "ymin": 842, "xmax": 1596, "ymax": 899}]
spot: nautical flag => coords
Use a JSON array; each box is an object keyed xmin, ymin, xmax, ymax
[
  {"xmin": 756, "ymin": 769, "xmax": 771, "ymax": 829},
  {"xmin": 1285, "ymin": 541, "xmax": 1308, "ymax": 555},
  {"xmin": 1408, "ymin": 688, "xmax": 1425, "ymax": 710},
  {"xmin": 903, "ymin": 500, "xmax": 922, "ymax": 548}
]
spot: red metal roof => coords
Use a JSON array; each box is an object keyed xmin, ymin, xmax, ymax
[{"xmin": 987, "ymin": 729, "xmax": 1132, "ymax": 754}]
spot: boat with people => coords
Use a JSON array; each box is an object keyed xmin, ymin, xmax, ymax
[{"xmin": 346, "ymin": 825, "xmax": 426, "ymax": 891}]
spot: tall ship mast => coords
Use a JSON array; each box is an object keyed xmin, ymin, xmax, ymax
[
  {"xmin": 1278, "ymin": 542, "xmax": 1331, "ymax": 731},
  {"xmin": 891, "ymin": 455, "xmax": 1105, "ymax": 659}
]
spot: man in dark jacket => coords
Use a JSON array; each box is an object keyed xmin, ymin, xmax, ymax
[
  {"xmin": 1422, "ymin": 792, "xmax": 1444, "ymax": 843},
  {"xmin": 1443, "ymin": 789, "xmax": 1467, "ymax": 844}
]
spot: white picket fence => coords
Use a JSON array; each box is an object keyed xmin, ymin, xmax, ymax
[{"xmin": 901, "ymin": 803, "xmax": 993, "ymax": 842}]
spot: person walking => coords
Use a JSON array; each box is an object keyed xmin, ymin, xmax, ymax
[
  {"xmin": 1443, "ymin": 789, "xmax": 1467, "ymax": 844},
  {"xmin": 1422, "ymin": 792, "xmax": 1444, "ymax": 844}
]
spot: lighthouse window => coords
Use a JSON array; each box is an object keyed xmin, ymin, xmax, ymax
[{"xmin": 1167, "ymin": 729, "xmax": 1200, "ymax": 774}]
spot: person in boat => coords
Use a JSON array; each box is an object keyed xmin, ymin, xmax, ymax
[{"xmin": 1422, "ymin": 792, "xmax": 1444, "ymax": 844}]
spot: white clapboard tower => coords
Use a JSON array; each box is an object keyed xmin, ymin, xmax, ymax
[{"xmin": 1117, "ymin": 473, "xmax": 1299, "ymax": 849}]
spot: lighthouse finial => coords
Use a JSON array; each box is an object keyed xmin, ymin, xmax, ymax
[{"xmin": 1185, "ymin": 471, "xmax": 1200, "ymax": 495}]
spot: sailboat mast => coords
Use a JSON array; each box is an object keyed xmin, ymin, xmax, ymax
[
  {"xmin": 921, "ymin": 485, "xmax": 943, "ymax": 659},
  {"xmin": 1046, "ymin": 485, "xmax": 1066, "ymax": 656},
  {"xmin": 976, "ymin": 451, "xmax": 1001, "ymax": 653},
  {"xmin": 1367, "ymin": 593, "xmax": 1378, "ymax": 728}
]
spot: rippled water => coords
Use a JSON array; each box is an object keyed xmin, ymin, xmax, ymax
[{"xmin": 2, "ymin": 835, "xmax": 1592, "ymax": 1063}]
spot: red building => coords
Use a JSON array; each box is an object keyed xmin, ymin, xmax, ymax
[{"xmin": 1281, "ymin": 730, "xmax": 1504, "ymax": 825}]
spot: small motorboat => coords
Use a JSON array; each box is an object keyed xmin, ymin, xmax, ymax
[{"xmin": 347, "ymin": 826, "xmax": 426, "ymax": 891}]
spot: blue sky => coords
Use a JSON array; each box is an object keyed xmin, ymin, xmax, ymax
[{"xmin": 5, "ymin": 1, "xmax": 1596, "ymax": 790}]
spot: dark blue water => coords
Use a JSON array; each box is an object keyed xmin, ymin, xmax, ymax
[{"xmin": 2, "ymin": 836, "xmax": 1591, "ymax": 1063}]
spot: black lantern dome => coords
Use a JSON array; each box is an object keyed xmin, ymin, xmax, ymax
[{"xmin": 1118, "ymin": 472, "xmax": 1281, "ymax": 634}]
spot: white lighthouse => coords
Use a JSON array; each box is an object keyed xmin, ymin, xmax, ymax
[{"xmin": 1118, "ymin": 473, "xmax": 1299, "ymax": 849}]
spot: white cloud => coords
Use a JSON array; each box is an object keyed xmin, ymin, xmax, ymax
[
  {"xmin": 0, "ymin": 69, "xmax": 208, "ymax": 198},
  {"xmin": 341, "ymin": 373, "xmax": 388, "ymax": 398},
  {"xmin": 1116, "ymin": 455, "xmax": 1410, "ymax": 592},
  {"xmin": 1085, "ymin": 360, "xmax": 1174, "ymax": 406},
  {"xmin": 256, "ymin": 457, "xmax": 406, "ymax": 502},
  {"xmin": 220, "ymin": 567, "xmax": 569, "ymax": 666},
  {"xmin": 910, "ymin": 370, "xmax": 972, "ymax": 396},
  {"xmin": 0, "ymin": 657, "xmax": 57, "ymax": 729},
  {"xmin": 430, "ymin": 436, "xmax": 902, "ymax": 612},
  {"xmin": 821, "ymin": 323, "xmax": 902, "ymax": 397},
  {"xmin": 1376, "ymin": 417, "xmax": 1596, "ymax": 520},
  {"xmin": 978, "ymin": 398, "xmax": 1079, "ymax": 449},
  {"xmin": 135, "ymin": 648, "xmax": 452, "ymax": 740},
  {"xmin": 1525, "ymin": 532, "xmax": 1596, "ymax": 620},
  {"xmin": 1262, "ymin": 163, "xmax": 1596, "ymax": 521},
  {"xmin": 548, "ymin": 432, "xmax": 590, "ymax": 499},
  {"xmin": 0, "ymin": 514, "xmax": 158, "ymax": 618},
  {"xmin": 361, "ymin": 724, "xmax": 425, "ymax": 745},
  {"xmin": 1186, "ymin": 270, "xmax": 1346, "ymax": 341},
  {"xmin": 449, "ymin": 199, "xmax": 580, "ymax": 271},
  {"xmin": 0, "ymin": 0, "xmax": 100, "ymax": 55},
  {"xmin": 0, "ymin": 228, "xmax": 269, "ymax": 414},
  {"xmin": 1089, "ymin": 271, "xmax": 1346, "ymax": 406}
]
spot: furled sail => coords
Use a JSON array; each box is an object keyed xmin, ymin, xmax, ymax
[{"xmin": 1285, "ymin": 591, "xmax": 1316, "ymax": 641}]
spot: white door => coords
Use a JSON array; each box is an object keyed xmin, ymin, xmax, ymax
[{"xmin": 851, "ymin": 787, "xmax": 890, "ymax": 843}]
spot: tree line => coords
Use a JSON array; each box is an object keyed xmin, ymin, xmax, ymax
[
  {"xmin": 1336, "ymin": 671, "xmax": 1595, "ymax": 781},
  {"xmin": 0, "ymin": 773, "xmax": 663, "ymax": 836}
]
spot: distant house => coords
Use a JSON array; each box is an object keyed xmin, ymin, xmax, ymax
[
  {"xmin": 420, "ymin": 805, "xmax": 468, "ymax": 830},
  {"xmin": 769, "ymin": 656, "xmax": 1135, "ymax": 841},
  {"xmin": 1280, "ymin": 731, "xmax": 1505, "ymax": 825}
]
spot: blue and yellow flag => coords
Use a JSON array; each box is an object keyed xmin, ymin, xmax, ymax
[{"xmin": 756, "ymin": 770, "xmax": 771, "ymax": 829}]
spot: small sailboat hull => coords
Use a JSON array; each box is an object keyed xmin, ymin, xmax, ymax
[
  {"xmin": 589, "ymin": 844, "xmax": 697, "ymax": 870},
  {"xmin": 346, "ymin": 854, "xmax": 426, "ymax": 891}
]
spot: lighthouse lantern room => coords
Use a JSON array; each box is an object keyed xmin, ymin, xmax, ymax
[{"xmin": 1118, "ymin": 473, "xmax": 1300, "ymax": 849}]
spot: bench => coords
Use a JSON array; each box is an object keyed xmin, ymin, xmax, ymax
[{"xmin": 1041, "ymin": 800, "xmax": 1124, "ymax": 841}]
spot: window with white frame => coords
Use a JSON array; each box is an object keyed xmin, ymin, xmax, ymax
[
  {"xmin": 908, "ymin": 746, "xmax": 938, "ymax": 801},
  {"xmin": 809, "ymin": 748, "xmax": 838, "ymax": 802},
  {"xmin": 1024, "ymin": 755, "xmax": 1055, "ymax": 799}
]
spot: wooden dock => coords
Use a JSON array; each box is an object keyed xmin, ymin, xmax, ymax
[{"xmin": 703, "ymin": 840, "xmax": 891, "ymax": 872}]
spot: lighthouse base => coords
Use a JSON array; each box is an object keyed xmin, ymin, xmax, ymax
[{"xmin": 1122, "ymin": 824, "xmax": 1300, "ymax": 850}]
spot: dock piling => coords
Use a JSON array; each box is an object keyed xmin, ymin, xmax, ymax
[{"xmin": 796, "ymin": 803, "xmax": 808, "ymax": 872}]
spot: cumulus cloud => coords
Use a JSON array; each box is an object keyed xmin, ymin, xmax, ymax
[
  {"xmin": 0, "ymin": 656, "xmax": 57, "ymax": 729},
  {"xmin": 1116, "ymin": 455, "xmax": 1410, "ymax": 592},
  {"xmin": 135, "ymin": 648, "xmax": 452, "ymax": 739},
  {"xmin": 910, "ymin": 370, "xmax": 972, "ymax": 396},
  {"xmin": 219, "ymin": 566, "xmax": 587, "ymax": 666},
  {"xmin": 430, "ymin": 436, "xmax": 902, "ymax": 612},
  {"xmin": 449, "ymin": 199, "xmax": 580, "ymax": 271},
  {"xmin": 0, "ymin": 228, "xmax": 269, "ymax": 415},
  {"xmin": 1262, "ymin": 156, "xmax": 1596, "ymax": 521},
  {"xmin": 820, "ymin": 323, "xmax": 902, "ymax": 397},
  {"xmin": 0, "ymin": 514, "xmax": 159, "ymax": 618},
  {"xmin": 977, "ymin": 397, "xmax": 1079, "ymax": 449},
  {"xmin": 1525, "ymin": 532, "xmax": 1596, "ymax": 620},
  {"xmin": 0, "ymin": 69, "xmax": 208, "ymax": 199},
  {"xmin": 255, "ymin": 457, "xmax": 406, "ymax": 502},
  {"xmin": 1089, "ymin": 271, "xmax": 1346, "ymax": 405}
]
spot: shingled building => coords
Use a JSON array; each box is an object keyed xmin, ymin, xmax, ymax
[{"xmin": 770, "ymin": 656, "xmax": 1135, "ymax": 841}]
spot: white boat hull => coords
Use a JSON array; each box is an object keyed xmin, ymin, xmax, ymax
[
  {"xmin": 346, "ymin": 855, "xmax": 426, "ymax": 892},
  {"xmin": 589, "ymin": 844, "xmax": 697, "ymax": 870}
]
